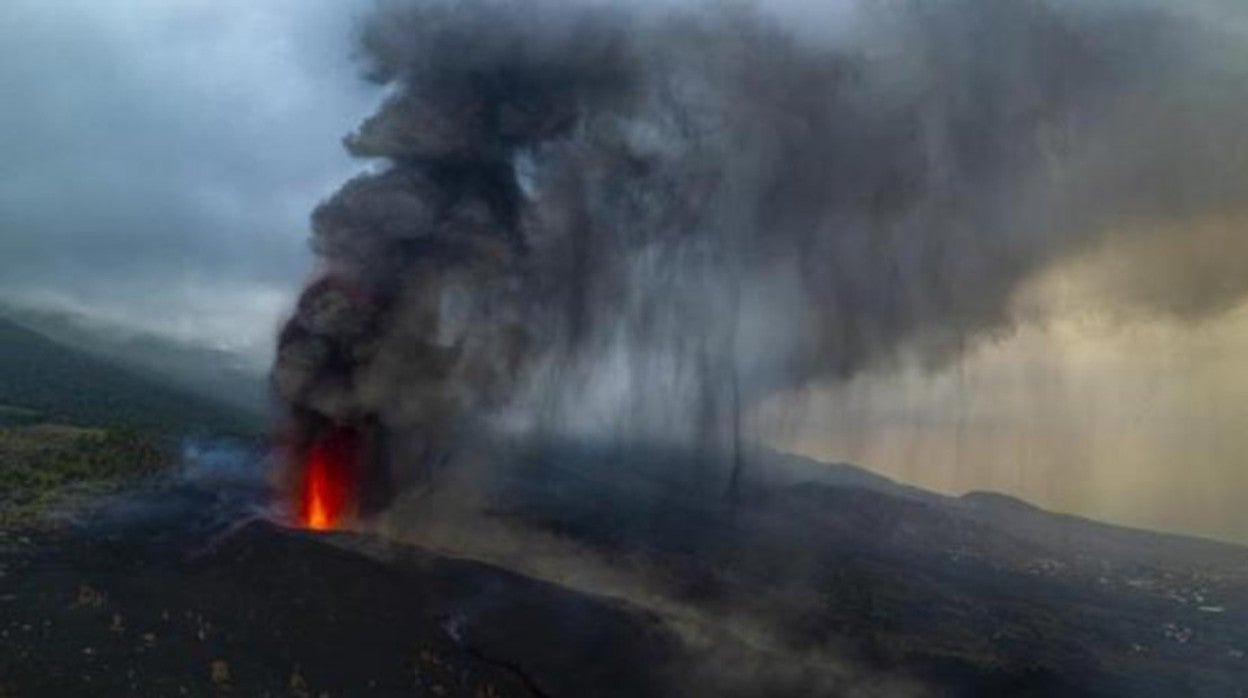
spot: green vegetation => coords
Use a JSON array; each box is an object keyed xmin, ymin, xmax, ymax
[
  {"xmin": 0, "ymin": 424, "xmax": 171, "ymax": 528},
  {"xmin": 0, "ymin": 317, "xmax": 261, "ymax": 436},
  {"xmin": 0, "ymin": 315, "xmax": 268, "ymax": 529}
]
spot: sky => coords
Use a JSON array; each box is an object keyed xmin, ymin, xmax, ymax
[
  {"xmin": 0, "ymin": 0, "xmax": 379, "ymax": 359},
  {"xmin": 2, "ymin": 0, "xmax": 1248, "ymax": 543},
  {"xmin": 773, "ymin": 257, "xmax": 1248, "ymax": 543}
]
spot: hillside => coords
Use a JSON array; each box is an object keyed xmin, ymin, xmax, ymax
[
  {"xmin": 4, "ymin": 437, "xmax": 1246, "ymax": 696},
  {"xmin": 0, "ymin": 316, "xmax": 261, "ymax": 435},
  {"xmin": 0, "ymin": 304, "xmax": 268, "ymax": 417}
]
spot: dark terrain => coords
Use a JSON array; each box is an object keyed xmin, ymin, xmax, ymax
[
  {"xmin": 2, "ymin": 440, "xmax": 1246, "ymax": 697},
  {"xmin": 2, "ymin": 322, "xmax": 1247, "ymax": 696},
  {"xmin": 481, "ymin": 442, "xmax": 1248, "ymax": 696},
  {"xmin": 0, "ymin": 508, "xmax": 678, "ymax": 697}
]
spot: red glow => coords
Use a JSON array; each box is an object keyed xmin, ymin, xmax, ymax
[{"xmin": 298, "ymin": 427, "xmax": 360, "ymax": 531}]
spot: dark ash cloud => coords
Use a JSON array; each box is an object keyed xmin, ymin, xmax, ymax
[{"xmin": 275, "ymin": 0, "xmax": 1248, "ymax": 481}]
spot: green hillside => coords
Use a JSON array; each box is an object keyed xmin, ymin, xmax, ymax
[{"xmin": 0, "ymin": 317, "xmax": 261, "ymax": 435}]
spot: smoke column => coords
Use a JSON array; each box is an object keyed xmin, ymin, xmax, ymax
[{"xmin": 273, "ymin": 0, "xmax": 1248, "ymax": 511}]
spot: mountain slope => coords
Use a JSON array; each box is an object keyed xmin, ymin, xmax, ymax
[
  {"xmin": 0, "ymin": 303, "xmax": 268, "ymax": 417},
  {"xmin": 446, "ymin": 438, "xmax": 1248, "ymax": 696},
  {"xmin": 0, "ymin": 316, "xmax": 260, "ymax": 435}
]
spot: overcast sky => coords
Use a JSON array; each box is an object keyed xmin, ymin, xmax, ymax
[{"xmin": 0, "ymin": 0, "xmax": 379, "ymax": 358}]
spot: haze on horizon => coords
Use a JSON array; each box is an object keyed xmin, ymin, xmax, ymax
[{"xmin": 3, "ymin": 0, "xmax": 1248, "ymax": 543}]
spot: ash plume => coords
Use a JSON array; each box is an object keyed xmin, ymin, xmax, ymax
[{"xmin": 273, "ymin": 0, "xmax": 1248, "ymax": 500}]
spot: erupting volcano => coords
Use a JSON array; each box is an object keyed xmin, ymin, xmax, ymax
[
  {"xmin": 268, "ymin": 0, "xmax": 1248, "ymax": 538},
  {"xmin": 8, "ymin": 0, "xmax": 1248, "ymax": 696}
]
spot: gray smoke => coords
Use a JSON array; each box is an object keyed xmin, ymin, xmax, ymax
[{"xmin": 273, "ymin": 0, "xmax": 1248, "ymax": 496}]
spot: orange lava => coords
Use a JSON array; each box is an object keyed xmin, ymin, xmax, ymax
[{"xmin": 298, "ymin": 427, "xmax": 360, "ymax": 531}]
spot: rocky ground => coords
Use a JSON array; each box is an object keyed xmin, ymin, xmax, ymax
[
  {"xmin": 0, "ymin": 508, "xmax": 677, "ymax": 697},
  {"xmin": 2, "ymin": 439, "xmax": 1247, "ymax": 697}
]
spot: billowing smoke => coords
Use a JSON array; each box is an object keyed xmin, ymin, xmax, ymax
[{"xmin": 272, "ymin": 0, "xmax": 1248, "ymax": 510}]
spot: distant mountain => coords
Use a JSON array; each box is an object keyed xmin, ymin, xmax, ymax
[
  {"xmin": 0, "ymin": 315, "xmax": 261, "ymax": 435},
  {"xmin": 467, "ymin": 438, "xmax": 1248, "ymax": 695},
  {"xmin": 755, "ymin": 451, "xmax": 1244, "ymax": 569},
  {"xmin": 0, "ymin": 303, "xmax": 268, "ymax": 418},
  {"xmin": 761, "ymin": 448, "xmax": 941, "ymax": 502}
]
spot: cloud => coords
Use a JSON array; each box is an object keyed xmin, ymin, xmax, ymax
[{"xmin": 0, "ymin": 0, "xmax": 380, "ymax": 358}]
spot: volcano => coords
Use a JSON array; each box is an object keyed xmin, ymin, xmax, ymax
[{"xmin": 3, "ymin": 441, "xmax": 1246, "ymax": 697}]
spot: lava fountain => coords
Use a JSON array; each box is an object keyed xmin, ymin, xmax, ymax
[{"xmin": 297, "ymin": 426, "xmax": 361, "ymax": 531}]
